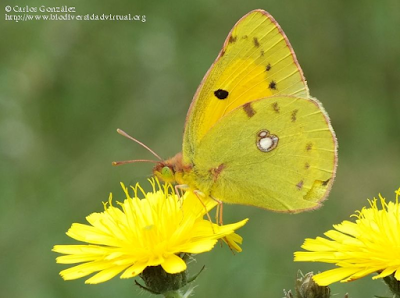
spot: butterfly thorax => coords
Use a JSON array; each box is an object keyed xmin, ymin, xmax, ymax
[{"xmin": 152, "ymin": 152, "xmax": 193, "ymax": 186}]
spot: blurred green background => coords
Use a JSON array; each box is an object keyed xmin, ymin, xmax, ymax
[{"xmin": 1, "ymin": 0, "xmax": 399, "ymax": 297}]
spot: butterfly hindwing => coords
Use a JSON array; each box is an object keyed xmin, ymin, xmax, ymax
[
  {"xmin": 183, "ymin": 10, "xmax": 309, "ymax": 163},
  {"xmin": 185, "ymin": 96, "xmax": 337, "ymax": 212}
]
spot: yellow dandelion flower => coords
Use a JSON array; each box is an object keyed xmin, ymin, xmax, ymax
[
  {"xmin": 294, "ymin": 187, "xmax": 400, "ymax": 286},
  {"xmin": 53, "ymin": 179, "xmax": 248, "ymax": 284}
]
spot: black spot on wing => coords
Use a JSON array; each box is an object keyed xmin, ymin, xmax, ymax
[
  {"xmin": 269, "ymin": 80, "xmax": 277, "ymax": 90},
  {"xmin": 214, "ymin": 89, "xmax": 229, "ymax": 100},
  {"xmin": 229, "ymin": 35, "xmax": 237, "ymax": 43},
  {"xmin": 253, "ymin": 37, "xmax": 260, "ymax": 47},
  {"xmin": 272, "ymin": 102, "xmax": 280, "ymax": 113},
  {"xmin": 266, "ymin": 63, "xmax": 271, "ymax": 71},
  {"xmin": 291, "ymin": 109, "xmax": 298, "ymax": 122}
]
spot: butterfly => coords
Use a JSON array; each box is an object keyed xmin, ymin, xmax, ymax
[{"xmin": 120, "ymin": 9, "xmax": 337, "ymax": 213}]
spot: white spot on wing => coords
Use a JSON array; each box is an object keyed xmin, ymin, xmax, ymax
[
  {"xmin": 259, "ymin": 137, "xmax": 273, "ymax": 151},
  {"xmin": 257, "ymin": 130, "xmax": 279, "ymax": 152},
  {"xmin": 259, "ymin": 131, "xmax": 268, "ymax": 137}
]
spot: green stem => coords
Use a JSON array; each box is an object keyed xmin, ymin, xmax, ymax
[{"xmin": 163, "ymin": 290, "xmax": 183, "ymax": 298}]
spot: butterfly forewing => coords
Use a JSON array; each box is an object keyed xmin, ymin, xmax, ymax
[{"xmin": 183, "ymin": 10, "xmax": 309, "ymax": 162}]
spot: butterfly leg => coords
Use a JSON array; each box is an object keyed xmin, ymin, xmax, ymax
[
  {"xmin": 174, "ymin": 184, "xmax": 190, "ymax": 208},
  {"xmin": 175, "ymin": 185, "xmax": 215, "ymax": 230},
  {"xmin": 210, "ymin": 195, "xmax": 224, "ymax": 225},
  {"xmin": 172, "ymin": 184, "xmax": 191, "ymax": 223},
  {"xmin": 209, "ymin": 195, "xmax": 238, "ymax": 252},
  {"xmin": 192, "ymin": 189, "xmax": 217, "ymax": 233}
]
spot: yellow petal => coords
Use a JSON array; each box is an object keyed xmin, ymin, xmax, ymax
[
  {"xmin": 179, "ymin": 239, "xmax": 218, "ymax": 253},
  {"xmin": 60, "ymin": 261, "xmax": 112, "ymax": 280},
  {"xmin": 373, "ymin": 266, "xmax": 396, "ymax": 279},
  {"xmin": 120, "ymin": 262, "xmax": 148, "ymax": 278},
  {"xmin": 224, "ymin": 233, "xmax": 243, "ymax": 252},
  {"xmin": 161, "ymin": 254, "xmax": 186, "ymax": 274},
  {"xmin": 85, "ymin": 265, "xmax": 129, "ymax": 284},
  {"xmin": 394, "ymin": 269, "xmax": 400, "ymax": 281},
  {"xmin": 313, "ymin": 267, "xmax": 360, "ymax": 286}
]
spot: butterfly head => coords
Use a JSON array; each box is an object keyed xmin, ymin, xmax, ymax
[
  {"xmin": 153, "ymin": 163, "xmax": 176, "ymax": 183},
  {"xmin": 152, "ymin": 152, "xmax": 186, "ymax": 184}
]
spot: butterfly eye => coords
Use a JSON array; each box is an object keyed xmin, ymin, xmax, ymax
[
  {"xmin": 257, "ymin": 130, "xmax": 279, "ymax": 152},
  {"xmin": 153, "ymin": 165, "xmax": 175, "ymax": 183},
  {"xmin": 161, "ymin": 166, "xmax": 174, "ymax": 180}
]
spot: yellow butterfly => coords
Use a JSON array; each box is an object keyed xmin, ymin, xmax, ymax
[{"xmin": 125, "ymin": 9, "xmax": 337, "ymax": 213}]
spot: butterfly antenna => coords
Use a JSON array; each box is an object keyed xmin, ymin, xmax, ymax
[
  {"xmin": 112, "ymin": 159, "xmax": 159, "ymax": 166},
  {"xmin": 116, "ymin": 128, "xmax": 163, "ymax": 160}
]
